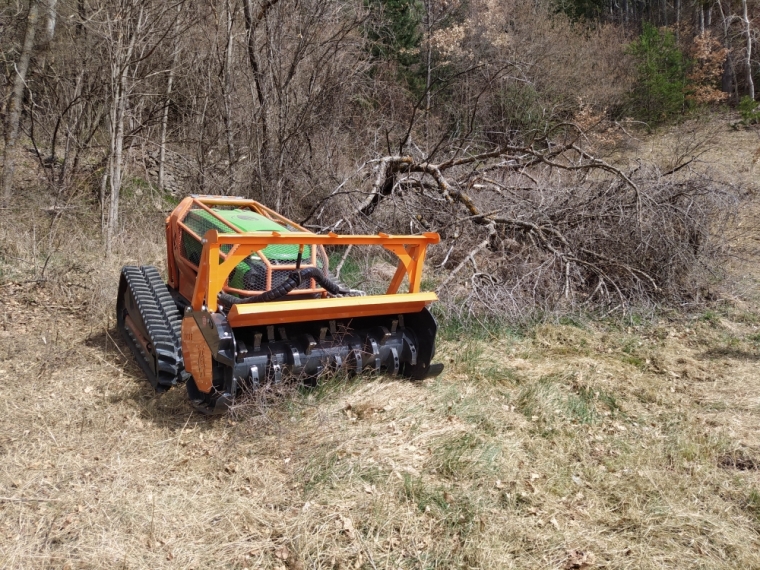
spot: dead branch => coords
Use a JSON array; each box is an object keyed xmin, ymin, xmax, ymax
[{"xmin": 320, "ymin": 133, "xmax": 736, "ymax": 320}]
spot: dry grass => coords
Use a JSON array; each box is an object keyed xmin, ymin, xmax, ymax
[
  {"xmin": 1, "ymin": 122, "xmax": 760, "ymax": 569},
  {"xmin": 1, "ymin": 287, "xmax": 760, "ymax": 568}
]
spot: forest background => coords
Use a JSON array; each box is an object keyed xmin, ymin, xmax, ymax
[{"xmin": 1, "ymin": 0, "xmax": 759, "ymax": 321}]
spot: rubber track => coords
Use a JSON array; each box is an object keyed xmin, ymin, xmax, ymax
[{"xmin": 120, "ymin": 266, "xmax": 183, "ymax": 389}]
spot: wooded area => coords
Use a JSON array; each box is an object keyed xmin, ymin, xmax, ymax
[{"xmin": 1, "ymin": 0, "xmax": 758, "ymax": 317}]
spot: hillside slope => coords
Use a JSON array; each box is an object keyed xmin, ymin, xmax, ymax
[{"xmin": 0, "ymin": 119, "xmax": 759, "ymax": 569}]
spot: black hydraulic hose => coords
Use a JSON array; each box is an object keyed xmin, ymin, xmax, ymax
[{"xmin": 218, "ymin": 267, "xmax": 348, "ymax": 306}]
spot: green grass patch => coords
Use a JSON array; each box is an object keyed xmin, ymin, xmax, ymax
[
  {"xmin": 433, "ymin": 306, "xmax": 525, "ymax": 342},
  {"xmin": 515, "ymin": 377, "xmax": 563, "ymax": 421},
  {"xmin": 516, "ymin": 374, "xmax": 621, "ymax": 426},
  {"xmin": 700, "ymin": 310, "xmax": 721, "ymax": 324},
  {"xmin": 621, "ymin": 354, "xmax": 646, "ymax": 368},
  {"xmin": 401, "ymin": 475, "xmax": 480, "ymax": 533},
  {"xmin": 429, "ymin": 432, "xmax": 502, "ymax": 479},
  {"xmin": 300, "ymin": 445, "xmax": 342, "ymax": 494},
  {"xmin": 738, "ymin": 95, "xmax": 760, "ymax": 125},
  {"xmin": 746, "ymin": 332, "xmax": 760, "ymax": 344},
  {"xmin": 446, "ymin": 341, "xmax": 523, "ymax": 385},
  {"xmin": 746, "ymin": 488, "xmax": 760, "ymax": 523},
  {"xmin": 566, "ymin": 389, "xmax": 598, "ymax": 424},
  {"xmin": 558, "ymin": 315, "xmax": 585, "ymax": 328},
  {"xmin": 327, "ymin": 250, "xmax": 362, "ymax": 286}
]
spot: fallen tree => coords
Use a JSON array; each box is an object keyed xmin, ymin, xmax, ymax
[{"xmin": 303, "ymin": 123, "xmax": 737, "ymax": 321}]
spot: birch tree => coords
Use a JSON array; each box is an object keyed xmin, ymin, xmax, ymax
[
  {"xmin": 2, "ymin": 0, "xmax": 40, "ymax": 205},
  {"xmin": 103, "ymin": 2, "xmax": 142, "ymax": 254},
  {"xmin": 741, "ymin": 0, "xmax": 755, "ymax": 100},
  {"xmin": 222, "ymin": 0, "xmax": 237, "ymax": 181},
  {"xmin": 87, "ymin": 0, "xmax": 178, "ymax": 254},
  {"xmin": 159, "ymin": 5, "xmax": 183, "ymax": 192}
]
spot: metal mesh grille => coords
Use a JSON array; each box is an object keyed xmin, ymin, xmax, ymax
[
  {"xmin": 179, "ymin": 205, "xmax": 332, "ymax": 295},
  {"xmin": 179, "ymin": 228, "xmax": 200, "ymax": 265},
  {"xmin": 317, "ymin": 246, "xmax": 329, "ymax": 276},
  {"xmin": 183, "ymin": 209, "xmax": 235, "ymax": 256},
  {"xmin": 238, "ymin": 258, "xmax": 267, "ymax": 291},
  {"xmin": 234, "ymin": 260, "xmax": 313, "ymax": 291}
]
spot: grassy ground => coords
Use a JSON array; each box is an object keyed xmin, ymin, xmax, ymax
[
  {"xmin": 1, "ymin": 118, "xmax": 759, "ymax": 569},
  {"xmin": 1, "ymin": 296, "xmax": 760, "ymax": 569}
]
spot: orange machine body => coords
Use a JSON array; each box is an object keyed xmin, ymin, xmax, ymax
[{"xmin": 165, "ymin": 196, "xmax": 441, "ymax": 397}]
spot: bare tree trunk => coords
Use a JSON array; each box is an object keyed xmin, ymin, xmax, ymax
[
  {"xmin": 675, "ymin": 0, "xmax": 680, "ymax": 41},
  {"xmin": 222, "ymin": 0, "xmax": 237, "ymax": 185},
  {"xmin": 33, "ymin": 0, "xmax": 57, "ymax": 86},
  {"xmin": 44, "ymin": 0, "xmax": 57, "ymax": 43},
  {"xmin": 742, "ymin": 0, "xmax": 755, "ymax": 100},
  {"xmin": 699, "ymin": 7, "xmax": 704, "ymax": 34},
  {"xmin": 76, "ymin": 0, "xmax": 85, "ymax": 35},
  {"xmin": 99, "ymin": 163, "xmax": 108, "ymax": 232},
  {"xmin": 105, "ymin": 6, "xmax": 141, "ymax": 256},
  {"xmin": 242, "ymin": 0, "xmax": 267, "ymax": 111},
  {"xmin": 106, "ymin": 67, "xmax": 128, "ymax": 256},
  {"xmin": 1, "ymin": 0, "xmax": 40, "ymax": 205},
  {"xmin": 55, "ymin": 68, "xmax": 84, "ymax": 191},
  {"xmin": 159, "ymin": 7, "xmax": 182, "ymax": 192},
  {"xmin": 158, "ymin": 62, "xmax": 176, "ymax": 192},
  {"xmin": 717, "ymin": 0, "xmax": 737, "ymax": 98}
]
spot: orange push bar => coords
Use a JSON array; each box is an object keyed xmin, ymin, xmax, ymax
[
  {"xmin": 192, "ymin": 229, "xmax": 440, "ymax": 314},
  {"xmin": 226, "ymin": 292, "xmax": 438, "ymax": 328}
]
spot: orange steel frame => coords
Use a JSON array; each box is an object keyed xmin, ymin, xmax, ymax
[
  {"xmin": 166, "ymin": 196, "xmax": 328, "ymax": 302},
  {"xmin": 165, "ymin": 196, "xmax": 441, "ymax": 325}
]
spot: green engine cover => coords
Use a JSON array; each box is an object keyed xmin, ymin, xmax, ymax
[{"xmin": 181, "ymin": 208, "xmax": 312, "ymax": 292}]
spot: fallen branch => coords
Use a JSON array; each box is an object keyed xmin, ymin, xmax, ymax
[{"xmin": 320, "ymin": 129, "xmax": 734, "ymax": 317}]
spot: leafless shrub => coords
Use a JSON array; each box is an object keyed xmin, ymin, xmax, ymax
[{"xmin": 306, "ymin": 121, "xmax": 738, "ymax": 321}]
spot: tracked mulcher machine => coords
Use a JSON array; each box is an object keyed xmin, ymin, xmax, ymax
[{"xmin": 116, "ymin": 196, "xmax": 443, "ymax": 414}]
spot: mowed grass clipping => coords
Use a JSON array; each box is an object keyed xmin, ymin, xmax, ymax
[{"xmin": 1, "ymin": 280, "xmax": 760, "ymax": 569}]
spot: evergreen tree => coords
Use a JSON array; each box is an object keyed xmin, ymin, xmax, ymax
[
  {"xmin": 365, "ymin": 0, "xmax": 424, "ymax": 89},
  {"xmin": 627, "ymin": 23, "xmax": 690, "ymax": 124},
  {"xmin": 554, "ymin": 0, "xmax": 607, "ymax": 22}
]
